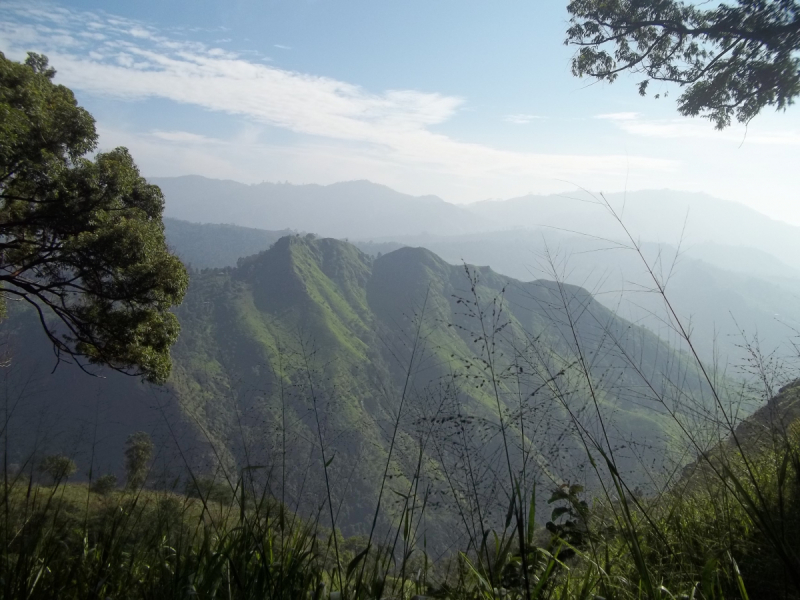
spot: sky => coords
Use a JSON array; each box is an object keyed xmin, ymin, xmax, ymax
[{"xmin": 1, "ymin": 0, "xmax": 799, "ymax": 223}]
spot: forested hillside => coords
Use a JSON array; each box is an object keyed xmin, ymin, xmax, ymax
[
  {"xmin": 162, "ymin": 217, "xmax": 800, "ymax": 369},
  {"xmin": 2, "ymin": 235, "xmax": 720, "ymax": 544}
]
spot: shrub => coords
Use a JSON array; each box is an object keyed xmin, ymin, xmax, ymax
[
  {"xmin": 91, "ymin": 474, "xmax": 117, "ymax": 496},
  {"xmin": 38, "ymin": 455, "xmax": 76, "ymax": 485}
]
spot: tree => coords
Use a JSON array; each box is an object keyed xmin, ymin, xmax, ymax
[
  {"xmin": 91, "ymin": 473, "xmax": 118, "ymax": 496},
  {"xmin": 0, "ymin": 52, "xmax": 188, "ymax": 383},
  {"xmin": 124, "ymin": 431, "xmax": 154, "ymax": 490},
  {"xmin": 565, "ymin": 0, "xmax": 800, "ymax": 128},
  {"xmin": 184, "ymin": 476, "xmax": 235, "ymax": 504},
  {"xmin": 39, "ymin": 454, "xmax": 77, "ymax": 485}
]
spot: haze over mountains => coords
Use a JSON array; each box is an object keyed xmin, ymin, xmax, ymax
[
  {"xmin": 158, "ymin": 176, "xmax": 800, "ymax": 367},
  {"xmin": 154, "ymin": 177, "xmax": 490, "ymax": 239},
  {"xmin": 163, "ymin": 218, "xmax": 294, "ymax": 270},
  {"xmin": 156, "ymin": 176, "xmax": 800, "ymax": 272},
  {"xmin": 469, "ymin": 190, "xmax": 800, "ymax": 272}
]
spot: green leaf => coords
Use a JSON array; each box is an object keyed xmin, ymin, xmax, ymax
[
  {"xmin": 346, "ymin": 546, "xmax": 370, "ymax": 579},
  {"xmin": 700, "ymin": 556, "xmax": 718, "ymax": 600},
  {"xmin": 731, "ymin": 554, "xmax": 750, "ymax": 600}
]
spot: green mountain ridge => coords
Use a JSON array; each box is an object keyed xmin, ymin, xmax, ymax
[
  {"xmin": 2, "ymin": 235, "xmax": 720, "ymax": 545},
  {"xmin": 162, "ymin": 218, "xmax": 800, "ymax": 369}
]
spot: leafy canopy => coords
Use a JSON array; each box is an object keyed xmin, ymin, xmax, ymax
[
  {"xmin": 0, "ymin": 52, "xmax": 188, "ymax": 383},
  {"xmin": 39, "ymin": 454, "xmax": 77, "ymax": 484},
  {"xmin": 566, "ymin": 0, "xmax": 800, "ymax": 128}
]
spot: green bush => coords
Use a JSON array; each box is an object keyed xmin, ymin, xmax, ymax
[{"xmin": 91, "ymin": 474, "xmax": 118, "ymax": 496}]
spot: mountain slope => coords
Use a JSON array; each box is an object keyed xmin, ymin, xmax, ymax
[
  {"xmin": 382, "ymin": 229, "xmax": 800, "ymax": 366},
  {"xmin": 155, "ymin": 177, "xmax": 800, "ymax": 368},
  {"xmin": 162, "ymin": 218, "xmax": 800, "ymax": 368},
  {"xmin": 2, "ymin": 236, "xmax": 720, "ymax": 545},
  {"xmin": 168, "ymin": 236, "xmax": 709, "ymax": 537}
]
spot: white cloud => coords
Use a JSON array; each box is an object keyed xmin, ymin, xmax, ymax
[
  {"xmin": 128, "ymin": 26, "xmax": 155, "ymax": 40},
  {"xmin": 274, "ymin": 44, "xmax": 291, "ymax": 50},
  {"xmin": 597, "ymin": 112, "xmax": 800, "ymax": 146},
  {"xmin": 149, "ymin": 130, "xmax": 221, "ymax": 144},
  {"xmin": 0, "ymin": 2, "xmax": 677, "ymax": 199},
  {"xmin": 595, "ymin": 112, "xmax": 639, "ymax": 121},
  {"xmin": 504, "ymin": 114, "xmax": 546, "ymax": 124}
]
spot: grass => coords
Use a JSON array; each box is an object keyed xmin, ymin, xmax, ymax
[
  {"xmin": 1, "ymin": 472, "xmax": 350, "ymax": 599},
  {"xmin": 1, "ymin": 464, "xmax": 781, "ymax": 600}
]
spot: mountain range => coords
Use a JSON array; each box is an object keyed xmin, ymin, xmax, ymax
[
  {"xmin": 155, "ymin": 176, "xmax": 800, "ymax": 273},
  {"xmin": 153, "ymin": 177, "xmax": 490, "ymax": 239},
  {"xmin": 159, "ymin": 188, "xmax": 800, "ymax": 368},
  {"xmin": 4, "ymin": 175, "xmax": 789, "ymax": 547},
  {"xmin": 2, "ymin": 234, "xmax": 716, "ymax": 545}
]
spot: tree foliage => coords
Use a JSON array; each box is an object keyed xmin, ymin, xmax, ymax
[
  {"xmin": 124, "ymin": 431, "xmax": 153, "ymax": 490},
  {"xmin": 39, "ymin": 454, "xmax": 77, "ymax": 485},
  {"xmin": 91, "ymin": 473, "xmax": 118, "ymax": 496},
  {"xmin": 566, "ymin": 0, "xmax": 800, "ymax": 128},
  {"xmin": 0, "ymin": 52, "xmax": 188, "ymax": 383}
]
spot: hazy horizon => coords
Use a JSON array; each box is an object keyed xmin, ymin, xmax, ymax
[
  {"xmin": 154, "ymin": 174, "xmax": 796, "ymax": 231},
  {"xmin": 2, "ymin": 1, "xmax": 798, "ymax": 224}
]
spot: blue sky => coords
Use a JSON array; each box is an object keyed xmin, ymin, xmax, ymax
[{"xmin": 2, "ymin": 1, "xmax": 799, "ymax": 222}]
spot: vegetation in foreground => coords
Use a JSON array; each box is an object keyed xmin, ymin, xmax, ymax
[{"xmin": 4, "ymin": 400, "xmax": 800, "ymax": 600}]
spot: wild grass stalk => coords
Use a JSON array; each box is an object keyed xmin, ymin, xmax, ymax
[
  {"xmin": 462, "ymin": 267, "xmax": 534, "ymax": 600},
  {"xmin": 353, "ymin": 289, "xmax": 430, "ymax": 597},
  {"xmin": 299, "ymin": 337, "xmax": 344, "ymax": 595}
]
